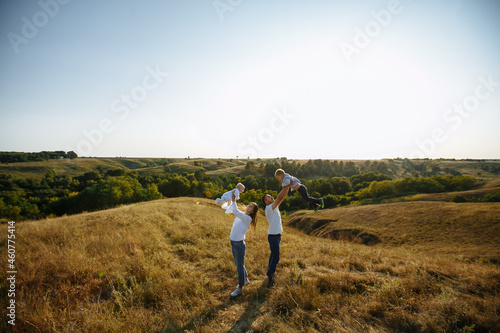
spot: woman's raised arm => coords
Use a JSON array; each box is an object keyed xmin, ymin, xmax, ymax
[{"xmin": 230, "ymin": 201, "xmax": 251, "ymax": 224}]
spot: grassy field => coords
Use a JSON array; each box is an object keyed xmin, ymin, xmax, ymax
[
  {"xmin": 1, "ymin": 197, "xmax": 498, "ymax": 332},
  {"xmin": 287, "ymin": 201, "xmax": 500, "ymax": 261}
]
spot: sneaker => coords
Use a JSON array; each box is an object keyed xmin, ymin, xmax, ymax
[
  {"xmin": 237, "ymin": 278, "xmax": 250, "ymax": 288},
  {"xmin": 319, "ymin": 198, "xmax": 324, "ymax": 209},
  {"xmin": 313, "ymin": 204, "xmax": 319, "ymax": 213},
  {"xmin": 230, "ymin": 287, "xmax": 242, "ymax": 297},
  {"xmin": 267, "ymin": 276, "xmax": 276, "ymax": 287}
]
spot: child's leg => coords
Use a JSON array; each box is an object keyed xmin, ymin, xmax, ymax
[{"xmin": 297, "ymin": 185, "xmax": 321, "ymax": 208}]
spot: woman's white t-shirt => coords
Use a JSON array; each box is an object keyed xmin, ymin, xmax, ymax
[{"xmin": 229, "ymin": 201, "xmax": 252, "ymax": 241}]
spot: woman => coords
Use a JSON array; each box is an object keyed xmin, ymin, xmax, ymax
[{"xmin": 228, "ymin": 192, "xmax": 259, "ymax": 297}]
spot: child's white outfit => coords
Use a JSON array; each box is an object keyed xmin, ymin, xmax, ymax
[
  {"xmin": 215, "ymin": 188, "xmax": 240, "ymax": 214},
  {"xmin": 282, "ymin": 173, "xmax": 301, "ymax": 189}
]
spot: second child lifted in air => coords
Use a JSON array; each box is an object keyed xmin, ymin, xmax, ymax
[
  {"xmin": 215, "ymin": 183, "xmax": 245, "ymax": 214},
  {"xmin": 274, "ymin": 169, "xmax": 324, "ymax": 212}
]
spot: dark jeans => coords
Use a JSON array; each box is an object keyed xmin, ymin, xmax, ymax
[
  {"xmin": 297, "ymin": 184, "xmax": 320, "ymax": 208},
  {"xmin": 231, "ymin": 240, "xmax": 247, "ymax": 288},
  {"xmin": 267, "ymin": 234, "xmax": 281, "ymax": 278}
]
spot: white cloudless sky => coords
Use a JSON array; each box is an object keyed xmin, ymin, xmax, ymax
[{"xmin": 1, "ymin": 0, "xmax": 499, "ymax": 159}]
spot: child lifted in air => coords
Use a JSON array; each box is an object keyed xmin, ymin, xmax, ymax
[
  {"xmin": 274, "ymin": 168, "xmax": 324, "ymax": 212},
  {"xmin": 215, "ymin": 183, "xmax": 245, "ymax": 214}
]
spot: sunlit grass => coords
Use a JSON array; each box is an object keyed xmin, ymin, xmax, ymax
[
  {"xmin": 0, "ymin": 197, "xmax": 498, "ymax": 332},
  {"xmin": 288, "ymin": 201, "xmax": 500, "ymax": 260}
]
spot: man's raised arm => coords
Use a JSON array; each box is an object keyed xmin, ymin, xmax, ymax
[{"xmin": 271, "ymin": 185, "xmax": 290, "ymax": 210}]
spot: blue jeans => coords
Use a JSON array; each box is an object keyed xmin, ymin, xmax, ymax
[
  {"xmin": 231, "ymin": 240, "xmax": 247, "ymax": 288},
  {"xmin": 267, "ymin": 234, "xmax": 281, "ymax": 278}
]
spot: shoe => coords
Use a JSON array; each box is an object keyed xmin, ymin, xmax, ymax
[
  {"xmin": 319, "ymin": 198, "xmax": 324, "ymax": 209},
  {"xmin": 313, "ymin": 204, "xmax": 319, "ymax": 213},
  {"xmin": 230, "ymin": 287, "xmax": 242, "ymax": 297},
  {"xmin": 237, "ymin": 278, "xmax": 250, "ymax": 288},
  {"xmin": 267, "ymin": 276, "xmax": 276, "ymax": 287}
]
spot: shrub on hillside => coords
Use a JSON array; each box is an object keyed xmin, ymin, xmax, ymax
[
  {"xmin": 450, "ymin": 195, "xmax": 468, "ymax": 203},
  {"xmin": 483, "ymin": 190, "xmax": 500, "ymax": 202}
]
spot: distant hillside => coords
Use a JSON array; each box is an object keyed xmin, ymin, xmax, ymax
[
  {"xmin": 0, "ymin": 157, "xmax": 251, "ymax": 179},
  {"xmin": 1, "ymin": 156, "xmax": 499, "ymax": 180},
  {"xmin": 0, "ymin": 157, "xmax": 168, "ymax": 179},
  {"xmin": 3, "ymin": 155, "xmax": 500, "ymax": 222},
  {"xmin": 395, "ymin": 178, "xmax": 500, "ymax": 203},
  {"xmin": 287, "ymin": 201, "xmax": 500, "ymax": 261},
  {"xmin": 1, "ymin": 198, "xmax": 498, "ymax": 332}
]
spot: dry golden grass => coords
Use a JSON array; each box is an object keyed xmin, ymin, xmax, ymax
[
  {"xmin": 288, "ymin": 201, "xmax": 500, "ymax": 261},
  {"xmin": 0, "ymin": 198, "xmax": 499, "ymax": 332}
]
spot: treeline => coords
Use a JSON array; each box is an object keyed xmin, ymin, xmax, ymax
[
  {"xmin": 246, "ymin": 157, "xmax": 478, "ymax": 179},
  {"xmin": 239, "ymin": 173, "xmax": 486, "ymax": 212},
  {"xmin": 254, "ymin": 158, "xmax": 391, "ymax": 178},
  {"xmin": 0, "ymin": 163, "xmax": 487, "ymax": 221},
  {"xmin": 0, "ymin": 151, "xmax": 78, "ymax": 163}
]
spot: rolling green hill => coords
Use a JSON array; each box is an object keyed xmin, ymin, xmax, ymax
[
  {"xmin": 0, "ymin": 158, "xmax": 151, "ymax": 179},
  {"xmin": 1, "ymin": 157, "xmax": 499, "ymax": 180},
  {"xmin": 2, "ymin": 156, "xmax": 499, "ymax": 222},
  {"xmin": 1, "ymin": 198, "xmax": 498, "ymax": 332}
]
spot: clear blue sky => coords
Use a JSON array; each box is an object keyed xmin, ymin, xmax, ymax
[{"xmin": 1, "ymin": 0, "xmax": 499, "ymax": 159}]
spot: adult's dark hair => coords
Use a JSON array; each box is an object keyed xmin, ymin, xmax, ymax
[
  {"xmin": 248, "ymin": 202, "xmax": 259, "ymax": 230},
  {"xmin": 261, "ymin": 194, "xmax": 269, "ymax": 205}
]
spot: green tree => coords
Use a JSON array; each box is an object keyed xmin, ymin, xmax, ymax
[
  {"xmin": 245, "ymin": 161, "xmax": 255, "ymax": 172},
  {"xmin": 368, "ymin": 180, "xmax": 394, "ymax": 198},
  {"xmin": 66, "ymin": 151, "xmax": 78, "ymax": 159},
  {"xmin": 158, "ymin": 176, "xmax": 191, "ymax": 197}
]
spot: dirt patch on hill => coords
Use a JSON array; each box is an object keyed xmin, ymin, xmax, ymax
[{"xmin": 287, "ymin": 215, "xmax": 381, "ymax": 246}]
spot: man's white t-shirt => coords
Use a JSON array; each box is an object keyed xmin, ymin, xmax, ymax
[{"xmin": 265, "ymin": 204, "xmax": 283, "ymax": 235}]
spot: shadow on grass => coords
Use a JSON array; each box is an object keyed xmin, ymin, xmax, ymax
[
  {"xmin": 227, "ymin": 280, "xmax": 270, "ymax": 333},
  {"xmin": 164, "ymin": 300, "xmax": 233, "ymax": 333},
  {"xmin": 161, "ymin": 280, "xmax": 271, "ymax": 333}
]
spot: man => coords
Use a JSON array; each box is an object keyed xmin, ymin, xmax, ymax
[{"xmin": 261, "ymin": 185, "xmax": 290, "ymax": 286}]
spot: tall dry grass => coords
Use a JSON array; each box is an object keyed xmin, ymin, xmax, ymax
[
  {"xmin": 0, "ymin": 197, "xmax": 498, "ymax": 332},
  {"xmin": 288, "ymin": 201, "xmax": 500, "ymax": 261}
]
